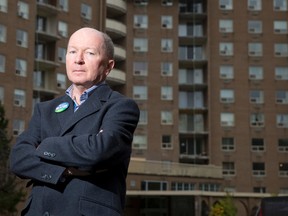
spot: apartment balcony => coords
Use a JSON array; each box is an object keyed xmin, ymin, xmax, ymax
[
  {"xmin": 34, "ymin": 58, "xmax": 60, "ymax": 70},
  {"xmin": 128, "ymin": 158, "xmax": 222, "ymax": 179},
  {"xmin": 106, "ymin": 19, "xmax": 126, "ymax": 39},
  {"xmin": 107, "ymin": 68, "xmax": 126, "ymax": 86},
  {"xmin": 179, "ymin": 36, "xmax": 207, "ymax": 46},
  {"xmin": 179, "ymin": 3, "xmax": 207, "ymax": 21},
  {"xmin": 37, "ymin": 0, "xmax": 59, "ymax": 16},
  {"xmin": 36, "ymin": 30, "xmax": 61, "ymax": 42},
  {"xmin": 179, "ymin": 59, "xmax": 207, "ymax": 68},
  {"xmin": 179, "ymin": 153, "xmax": 209, "ymax": 165},
  {"xmin": 106, "ymin": 0, "xmax": 126, "ymax": 17},
  {"xmin": 114, "ymin": 45, "xmax": 126, "ymax": 61},
  {"xmin": 179, "ymin": 82, "xmax": 207, "ymax": 91},
  {"xmin": 179, "ymin": 107, "xmax": 208, "ymax": 115}
]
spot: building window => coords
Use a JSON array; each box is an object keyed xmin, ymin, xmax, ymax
[
  {"xmin": 252, "ymin": 162, "xmax": 265, "ymax": 176},
  {"xmin": 133, "ymin": 86, "xmax": 147, "ymax": 100},
  {"xmin": 253, "ymin": 187, "xmax": 266, "ymax": 193},
  {"xmin": 161, "ymin": 16, "xmax": 172, "ymax": 29},
  {"xmin": 248, "ymin": 0, "xmax": 262, "ymax": 11},
  {"xmin": 219, "ymin": 42, "xmax": 233, "ymax": 56},
  {"xmin": 250, "ymin": 113, "xmax": 264, "ymax": 127},
  {"xmin": 220, "ymin": 65, "xmax": 234, "ymax": 80},
  {"xmin": 180, "ymin": 137, "xmax": 206, "ymax": 157},
  {"xmin": 133, "ymin": 38, "xmax": 148, "ymax": 52},
  {"xmin": 16, "ymin": 29, "xmax": 28, "ymax": 48},
  {"xmin": 13, "ymin": 119, "xmax": 25, "ymax": 136},
  {"xmin": 219, "ymin": 19, "xmax": 233, "ymax": 33},
  {"xmin": 17, "ymin": 1, "xmax": 29, "ymax": 19},
  {"xmin": 58, "ymin": 21, "xmax": 68, "ymax": 37},
  {"xmin": 220, "ymin": 89, "xmax": 234, "ymax": 103},
  {"xmin": 134, "ymin": 15, "xmax": 148, "ymax": 29},
  {"xmin": 162, "ymin": 0, "xmax": 173, "ymax": 6},
  {"xmin": 219, "ymin": 0, "xmax": 233, "ymax": 10},
  {"xmin": 0, "ymin": 54, "xmax": 5, "ymax": 72},
  {"xmin": 221, "ymin": 112, "xmax": 234, "ymax": 127},
  {"xmin": 179, "ymin": 69, "xmax": 203, "ymax": 84},
  {"xmin": 36, "ymin": 16, "xmax": 46, "ymax": 31},
  {"xmin": 161, "ymin": 62, "xmax": 173, "ymax": 76},
  {"xmin": 275, "ymin": 43, "xmax": 288, "ymax": 57},
  {"xmin": 179, "ymin": 23, "xmax": 203, "ymax": 37},
  {"xmin": 35, "ymin": 43, "xmax": 45, "ymax": 59},
  {"xmin": 34, "ymin": 70, "xmax": 45, "ymax": 88},
  {"xmin": 171, "ymin": 182, "xmax": 195, "ymax": 191},
  {"xmin": 279, "ymin": 188, "xmax": 288, "ymax": 194},
  {"xmin": 251, "ymin": 138, "xmax": 265, "ymax": 151},
  {"xmin": 248, "ymin": 20, "xmax": 262, "ymax": 33},
  {"xmin": 279, "ymin": 163, "xmax": 288, "ymax": 176},
  {"xmin": 249, "ymin": 66, "xmax": 263, "ymax": 80},
  {"xmin": 133, "ymin": 61, "xmax": 148, "ymax": 76},
  {"xmin": 58, "ymin": 47, "xmax": 66, "ymax": 63},
  {"xmin": 132, "ymin": 134, "xmax": 147, "ymax": 149},
  {"xmin": 278, "ymin": 138, "xmax": 288, "ymax": 152},
  {"xmin": 81, "ymin": 3, "xmax": 92, "ymax": 20},
  {"xmin": 139, "ymin": 110, "xmax": 148, "ymax": 125},
  {"xmin": 274, "ymin": 21, "xmax": 288, "ymax": 34},
  {"xmin": 179, "ymin": 91, "xmax": 204, "ymax": 109},
  {"xmin": 57, "ymin": 73, "xmax": 66, "ymax": 89},
  {"xmin": 161, "ymin": 86, "xmax": 173, "ymax": 100},
  {"xmin": 0, "ymin": 86, "xmax": 4, "ymax": 104},
  {"xmin": 141, "ymin": 181, "xmax": 167, "ymax": 191},
  {"xmin": 162, "ymin": 135, "xmax": 172, "ymax": 149},
  {"xmin": 134, "ymin": 0, "xmax": 148, "ymax": 6},
  {"xmin": 222, "ymin": 137, "xmax": 235, "ymax": 151},
  {"xmin": 276, "ymin": 90, "xmax": 288, "ymax": 104},
  {"xmin": 275, "ymin": 67, "xmax": 288, "ymax": 80},
  {"xmin": 248, "ymin": 43, "xmax": 262, "ymax": 57},
  {"xmin": 274, "ymin": 0, "xmax": 287, "ymax": 11},
  {"xmin": 179, "ymin": 46, "xmax": 203, "ymax": 60},
  {"xmin": 179, "ymin": 114, "xmax": 204, "ymax": 132},
  {"xmin": 250, "ymin": 90, "xmax": 264, "ymax": 104},
  {"xmin": 222, "ymin": 162, "xmax": 235, "ymax": 176},
  {"xmin": 161, "ymin": 39, "xmax": 173, "ymax": 52},
  {"xmin": 200, "ymin": 183, "xmax": 220, "ymax": 192},
  {"xmin": 0, "ymin": 0, "xmax": 7, "ymax": 12},
  {"xmin": 15, "ymin": 58, "xmax": 27, "ymax": 77},
  {"xmin": 161, "ymin": 111, "xmax": 173, "ymax": 125},
  {"xmin": 59, "ymin": 0, "xmax": 69, "ymax": 11},
  {"xmin": 276, "ymin": 114, "xmax": 288, "ymax": 128},
  {"xmin": 0, "ymin": 24, "xmax": 7, "ymax": 42},
  {"xmin": 14, "ymin": 89, "xmax": 25, "ymax": 107}
]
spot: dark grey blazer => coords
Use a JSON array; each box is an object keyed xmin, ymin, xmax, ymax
[{"xmin": 9, "ymin": 84, "xmax": 139, "ymax": 216}]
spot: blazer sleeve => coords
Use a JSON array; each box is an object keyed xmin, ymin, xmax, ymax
[
  {"xmin": 9, "ymin": 104, "xmax": 66, "ymax": 184},
  {"xmin": 35, "ymin": 97, "xmax": 139, "ymax": 170}
]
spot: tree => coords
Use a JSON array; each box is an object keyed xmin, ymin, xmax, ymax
[
  {"xmin": 209, "ymin": 193, "xmax": 237, "ymax": 216},
  {"xmin": 0, "ymin": 104, "xmax": 25, "ymax": 216}
]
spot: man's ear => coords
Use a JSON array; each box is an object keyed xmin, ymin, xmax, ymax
[{"xmin": 105, "ymin": 60, "xmax": 115, "ymax": 75}]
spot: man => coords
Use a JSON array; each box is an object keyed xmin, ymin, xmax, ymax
[{"xmin": 9, "ymin": 27, "xmax": 140, "ymax": 216}]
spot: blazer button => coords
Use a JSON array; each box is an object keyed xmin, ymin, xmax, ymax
[{"xmin": 43, "ymin": 211, "xmax": 50, "ymax": 216}]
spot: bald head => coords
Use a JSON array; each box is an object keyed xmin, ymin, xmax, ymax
[
  {"xmin": 68, "ymin": 27, "xmax": 114, "ymax": 60},
  {"xmin": 65, "ymin": 27, "xmax": 115, "ymax": 88}
]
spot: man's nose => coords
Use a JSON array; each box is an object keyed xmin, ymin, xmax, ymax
[{"xmin": 74, "ymin": 52, "xmax": 85, "ymax": 64}]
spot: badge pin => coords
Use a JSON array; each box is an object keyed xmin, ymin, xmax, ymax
[{"xmin": 55, "ymin": 102, "xmax": 69, "ymax": 113}]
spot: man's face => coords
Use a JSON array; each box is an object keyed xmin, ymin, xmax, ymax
[{"xmin": 66, "ymin": 28, "xmax": 113, "ymax": 88}]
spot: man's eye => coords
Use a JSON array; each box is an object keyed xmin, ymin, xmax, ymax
[
  {"xmin": 68, "ymin": 50, "xmax": 76, "ymax": 54},
  {"xmin": 87, "ymin": 52, "xmax": 95, "ymax": 55}
]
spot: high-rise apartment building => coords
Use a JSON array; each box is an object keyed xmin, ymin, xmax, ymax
[{"xmin": 0, "ymin": 0, "xmax": 287, "ymax": 215}]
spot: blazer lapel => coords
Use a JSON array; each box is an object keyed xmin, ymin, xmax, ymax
[{"xmin": 58, "ymin": 84, "xmax": 112, "ymax": 136}]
